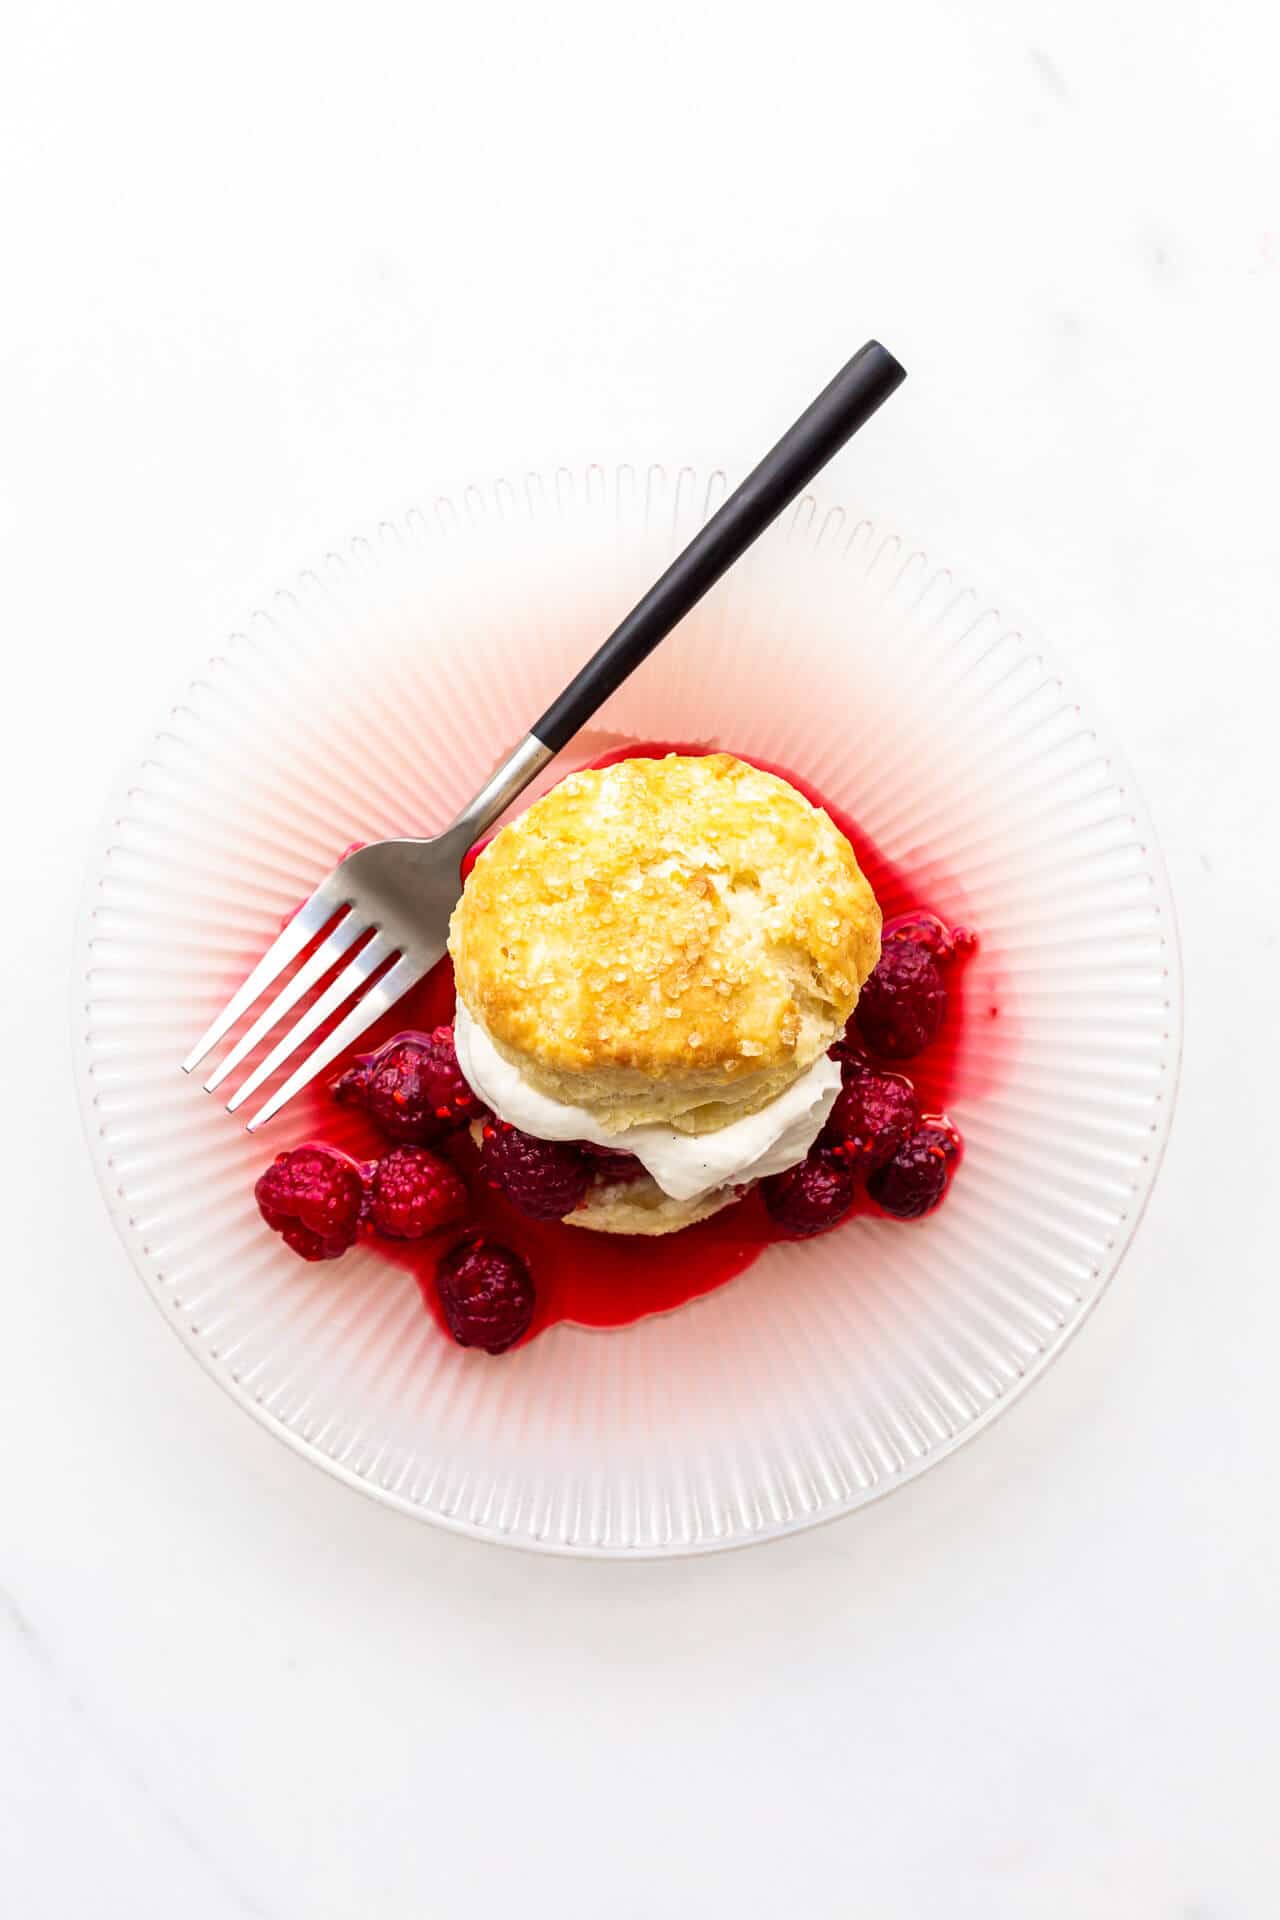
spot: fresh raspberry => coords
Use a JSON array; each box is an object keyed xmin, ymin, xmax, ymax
[
  {"xmin": 828, "ymin": 1027, "xmax": 868, "ymax": 1075},
  {"xmin": 881, "ymin": 911, "xmax": 976, "ymax": 965},
  {"xmin": 867, "ymin": 1122, "xmax": 961, "ymax": 1219},
  {"xmin": 821, "ymin": 1064, "xmax": 919, "ymax": 1169},
  {"xmin": 333, "ymin": 1027, "xmax": 482, "ymax": 1144},
  {"xmin": 434, "ymin": 1237, "xmax": 535, "ymax": 1353},
  {"xmin": 367, "ymin": 1146, "xmax": 469, "ymax": 1240},
  {"xmin": 480, "ymin": 1121, "xmax": 590, "ymax": 1220},
  {"xmin": 579, "ymin": 1141, "xmax": 647, "ymax": 1184},
  {"xmin": 856, "ymin": 940, "xmax": 947, "ymax": 1060},
  {"xmin": 761, "ymin": 1151, "xmax": 856, "ymax": 1237},
  {"xmin": 255, "ymin": 1143, "xmax": 367, "ymax": 1261}
]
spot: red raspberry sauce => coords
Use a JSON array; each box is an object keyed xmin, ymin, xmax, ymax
[{"xmin": 292, "ymin": 743, "xmax": 993, "ymax": 1344}]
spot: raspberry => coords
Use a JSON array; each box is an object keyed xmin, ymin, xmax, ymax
[
  {"xmin": 333, "ymin": 1027, "xmax": 482, "ymax": 1144},
  {"xmin": 881, "ymin": 911, "xmax": 976, "ymax": 964},
  {"xmin": 434, "ymin": 1237, "xmax": 535, "ymax": 1353},
  {"xmin": 367, "ymin": 1146, "xmax": 468, "ymax": 1240},
  {"xmin": 821, "ymin": 1065, "xmax": 919, "ymax": 1169},
  {"xmin": 255, "ymin": 1143, "xmax": 367, "ymax": 1261},
  {"xmin": 761, "ymin": 1151, "xmax": 855, "ymax": 1237},
  {"xmin": 828, "ymin": 1027, "xmax": 869, "ymax": 1075},
  {"xmin": 867, "ymin": 1122, "xmax": 960, "ymax": 1219},
  {"xmin": 579, "ymin": 1141, "xmax": 647, "ymax": 1184},
  {"xmin": 856, "ymin": 940, "xmax": 947, "ymax": 1060},
  {"xmin": 480, "ymin": 1121, "xmax": 590, "ymax": 1220}
]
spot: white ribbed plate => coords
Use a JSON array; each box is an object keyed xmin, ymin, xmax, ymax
[{"xmin": 75, "ymin": 467, "xmax": 1182, "ymax": 1555}]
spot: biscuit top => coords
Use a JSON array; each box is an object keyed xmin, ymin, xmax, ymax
[{"xmin": 448, "ymin": 754, "xmax": 881, "ymax": 1112}]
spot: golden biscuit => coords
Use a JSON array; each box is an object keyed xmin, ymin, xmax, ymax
[
  {"xmin": 565, "ymin": 1173, "xmax": 740, "ymax": 1237},
  {"xmin": 449, "ymin": 753, "xmax": 881, "ymax": 1131}
]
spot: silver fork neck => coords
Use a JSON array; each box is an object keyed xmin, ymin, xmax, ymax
[{"xmin": 446, "ymin": 732, "xmax": 555, "ymax": 848}]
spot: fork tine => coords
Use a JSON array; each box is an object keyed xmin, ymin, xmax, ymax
[
  {"xmin": 201, "ymin": 910, "xmax": 367, "ymax": 1092},
  {"xmin": 182, "ymin": 880, "xmax": 344, "ymax": 1075},
  {"xmin": 224, "ymin": 931, "xmax": 395, "ymax": 1112},
  {"xmin": 245, "ymin": 953, "xmax": 429, "ymax": 1133}
]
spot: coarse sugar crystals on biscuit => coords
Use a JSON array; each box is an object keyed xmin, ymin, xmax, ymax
[{"xmin": 448, "ymin": 752, "xmax": 881, "ymax": 1132}]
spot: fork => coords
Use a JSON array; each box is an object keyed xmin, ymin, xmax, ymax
[{"xmin": 183, "ymin": 340, "xmax": 906, "ymax": 1129}]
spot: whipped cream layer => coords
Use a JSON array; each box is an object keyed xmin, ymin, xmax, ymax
[{"xmin": 453, "ymin": 1001, "xmax": 841, "ymax": 1203}]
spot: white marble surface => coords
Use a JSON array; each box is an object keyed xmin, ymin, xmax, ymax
[{"xmin": 3, "ymin": 2, "xmax": 1279, "ymax": 1913}]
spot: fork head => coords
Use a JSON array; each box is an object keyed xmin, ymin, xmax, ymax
[{"xmin": 183, "ymin": 825, "xmax": 475, "ymax": 1132}]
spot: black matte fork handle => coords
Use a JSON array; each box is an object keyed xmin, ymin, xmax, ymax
[{"xmin": 530, "ymin": 340, "xmax": 906, "ymax": 754}]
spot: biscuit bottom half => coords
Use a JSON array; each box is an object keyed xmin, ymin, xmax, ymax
[{"xmin": 565, "ymin": 1173, "xmax": 743, "ymax": 1238}]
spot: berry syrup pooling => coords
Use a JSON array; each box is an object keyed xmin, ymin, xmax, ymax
[{"xmin": 257, "ymin": 745, "xmax": 985, "ymax": 1350}]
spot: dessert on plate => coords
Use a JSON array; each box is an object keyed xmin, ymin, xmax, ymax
[
  {"xmin": 253, "ymin": 748, "xmax": 973, "ymax": 1353},
  {"xmin": 449, "ymin": 752, "xmax": 881, "ymax": 1234}
]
